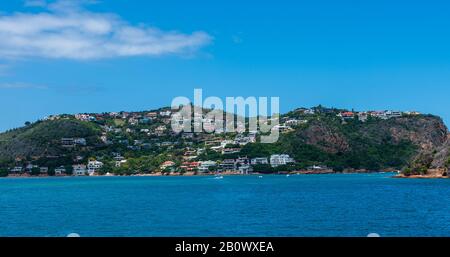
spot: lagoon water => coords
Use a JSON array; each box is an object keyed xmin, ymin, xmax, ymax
[{"xmin": 1, "ymin": 173, "xmax": 450, "ymax": 237}]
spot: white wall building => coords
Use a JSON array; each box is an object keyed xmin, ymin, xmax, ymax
[
  {"xmin": 251, "ymin": 157, "xmax": 269, "ymax": 165},
  {"xmin": 198, "ymin": 161, "xmax": 217, "ymax": 173},
  {"xmin": 270, "ymin": 154, "xmax": 295, "ymax": 167},
  {"xmin": 73, "ymin": 164, "xmax": 87, "ymax": 176},
  {"xmin": 87, "ymin": 161, "xmax": 103, "ymax": 175},
  {"xmin": 54, "ymin": 166, "xmax": 66, "ymax": 175}
]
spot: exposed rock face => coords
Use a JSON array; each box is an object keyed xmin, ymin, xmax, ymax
[
  {"xmin": 405, "ymin": 131, "xmax": 450, "ymax": 175},
  {"xmin": 297, "ymin": 121, "xmax": 350, "ymax": 154},
  {"xmin": 430, "ymin": 136, "xmax": 450, "ymax": 169},
  {"xmin": 363, "ymin": 116, "xmax": 448, "ymax": 152},
  {"xmin": 298, "ymin": 116, "xmax": 448, "ymax": 155}
]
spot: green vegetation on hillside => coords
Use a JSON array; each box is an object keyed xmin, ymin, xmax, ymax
[{"xmin": 0, "ymin": 106, "xmax": 446, "ymax": 176}]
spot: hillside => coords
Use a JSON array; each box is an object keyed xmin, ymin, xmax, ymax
[
  {"xmin": 239, "ymin": 110, "xmax": 447, "ymax": 171},
  {"xmin": 0, "ymin": 119, "xmax": 101, "ymax": 161},
  {"xmin": 0, "ymin": 106, "xmax": 447, "ymax": 175}
]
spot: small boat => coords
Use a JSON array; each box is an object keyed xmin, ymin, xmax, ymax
[
  {"xmin": 286, "ymin": 174, "xmax": 290, "ymax": 177},
  {"xmin": 214, "ymin": 175, "xmax": 224, "ymax": 180},
  {"xmin": 258, "ymin": 176, "xmax": 263, "ymax": 179}
]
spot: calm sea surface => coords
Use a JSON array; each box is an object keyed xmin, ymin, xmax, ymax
[{"xmin": 1, "ymin": 173, "xmax": 450, "ymax": 237}]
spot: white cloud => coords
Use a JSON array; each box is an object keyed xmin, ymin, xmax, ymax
[{"xmin": 0, "ymin": 0, "xmax": 212, "ymax": 60}]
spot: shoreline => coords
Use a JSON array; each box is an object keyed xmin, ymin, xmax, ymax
[
  {"xmin": 393, "ymin": 168, "xmax": 449, "ymax": 179},
  {"xmin": 394, "ymin": 174, "xmax": 449, "ymax": 179},
  {"xmin": 3, "ymin": 169, "xmax": 397, "ymax": 179}
]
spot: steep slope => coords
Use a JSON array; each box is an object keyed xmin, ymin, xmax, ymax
[
  {"xmin": 241, "ymin": 114, "xmax": 448, "ymax": 171},
  {"xmin": 0, "ymin": 119, "xmax": 102, "ymax": 160}
]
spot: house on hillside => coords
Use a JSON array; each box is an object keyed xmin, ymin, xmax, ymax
[
  {"xmin": 160, "ymin": 161, "xmax": 176, "ymax": 171},
  {"xmin": 73, "ymin": 164, "xmax": 87, "ymax": 176},
  {"xmin": 270, "ymin": 154, "xmax": 295, "ymax": 167},
  {"xmin": 251, "ymin": 157, "xmax": 269, "ymax": 165},
  {"xmin": 54, "ymin": 166, "xmax": 66, "ymax": 175},
  {"xmin": 198, "ymin": 161, "xmax": 217, "ymax": 173},
  {"xmin": 87, "ymin": 161, "xmax": 104, "ymax": 175}
]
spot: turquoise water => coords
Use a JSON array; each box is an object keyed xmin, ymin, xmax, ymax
[{"xmin": 1, "ymin": 173, "xmax": 450, "ymax": 237}]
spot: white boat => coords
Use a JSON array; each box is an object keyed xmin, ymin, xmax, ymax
[{"xmin": 214, "ymin": 175, "xmax": 224, "ymax": 180}]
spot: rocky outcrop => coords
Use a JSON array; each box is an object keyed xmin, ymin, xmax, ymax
[
  {"xmin": 362, "ymin": 116, "xmax": 447, "ymax": 152},
  {"xmin": 297, "ymin": 120, "xmax": 350, "ymax": 154}
]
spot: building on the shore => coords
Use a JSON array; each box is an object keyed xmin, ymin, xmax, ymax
[
  {"xmin": 251, "ymin": 157, "xmax": 269, "ymax": 165},
  {"xmin": 198, "ymin": 161, "xmax": 217, "ymax": 173},
  {"xmin": 10, "ymin": 166, "xmax": 23, "ymax": 174},
  {"xmin": 180, "ymin": 162, "xmax": 200, "ymax": 172},
  {"xmin": 73, "ymin": 164, "xmax": 87, "ymax": 176},
  {"xmin": 220, "ymin": 159, "xmax": 237, "ymax": 172},
  {"xmin": 40, "ymin": 167, "xmax": 49, "ymax": 174},
  {"xmin": 25, "ymin": 164, "xmax": 38, "ymax": 173},
  {"xmin": 238, "ymin": 165, "xmax": 253, "ymax": 174},
  {"xmin": 88, "ymin": 160, "xmax": 104, "ymax": 175},
  {"xmin": 54, "ymin": 166, "xmax": 66, "ymax": 175},
  {"xmin": 308, "ymin": 165, "xmax": 328, "ymax": 170},
  {"xmin": 160, "ymin": 161, "xmax": 176, "ymax": 171},
  {"xmin": 270, "ymin": 154, "xmax": 295, "ymax": 167}
]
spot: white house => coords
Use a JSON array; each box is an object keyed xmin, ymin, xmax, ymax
[
  {"xmin": 54, "ymin": 166, "xmax": 66, "ymax": 175},
  {"xmin": 74, "ymin": 138, "xmax": 87, "ymax": 146},
  {"xmin": 284, "ymin": 119, "xmax": 298, "ymax": 126},
  {"xmin": 198, "ymin": 161, "xmax": 217, "ymax": 173},
  {"xmin": 220, "ymin": 159, "xmax": 237, "ymax": 172},
  {"xmin": 272, "ymin": 125, "xmax": 293, "ymax": 133},
  {"xmin": 115, "ymin": 160, "xmax": 127, "ymax": 167},
  {"xmin": 251, "ymin": 157, "xmax": 269, "ymax": 165},
  {"xmin": 386, "ymin": 111, "xmax": 403, "ymax": 119},
  {"xmin": 270, "ymin": 154, "xmax": 295, "ymax": 167},
  {"xmin": 238, "ymin": 165, "xmax": 253, "ymax": 174},
  {"xmin": 159, "ymin": 110, "xmax": 172, "ymax": 117},
  {"xmin": 87, "ymin": 161, "xmax": 104, "ymax": 175},
  {"xmin": 73, "ymin": 164, "xmax": 87, "ymax": 176},
  {"xmin": 10, "ymin": 166, "xmax": 23, "ymax": 173},
  {"xmin": 220, "ymin": 140, "xmax": 235, "ymax": 148}
]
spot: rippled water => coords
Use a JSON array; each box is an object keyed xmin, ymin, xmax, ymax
[{"xmin": 1, "ymin": 173, "xmax": 450, "ymax": 237}]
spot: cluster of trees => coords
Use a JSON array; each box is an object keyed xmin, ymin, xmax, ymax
[{"xmin": 98, "ymin": 154, "xmax": 174, "ymax": 175}]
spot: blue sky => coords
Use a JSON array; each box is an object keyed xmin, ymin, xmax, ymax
[{"xmin": 1, "ymin": 0, "xmax": 450, "ymax": 131}]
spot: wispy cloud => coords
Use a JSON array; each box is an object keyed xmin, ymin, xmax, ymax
[
  {"xmin": 0, "ymin": 0, "xmax": 213, "ymax": 60},
  {"xmin": 0, "ymin": 82, "xmax": 48, "ymax": 89}
]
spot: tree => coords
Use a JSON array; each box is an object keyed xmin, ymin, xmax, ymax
[
  {"xmin": 47, "ymin": 168, "xmax": 56, "ymax": 176},
  {"xmin": 65, "ymin": 165, "xmax": 74, "ymax": 175},
  {"xmin": 99, "ymin": 161, "xmax": 114, "ymax": 175},
  {"xmin": 31, "ymin": 167, "xmax": 40, "ymax": 176},
  {"xmin": 0, "ymin": 168, "xmax": 8, "ymax": 177}
]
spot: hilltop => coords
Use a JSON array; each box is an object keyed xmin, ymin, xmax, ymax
[{"xmin": 0, "ymin": 106, "xmax": 447, "ymax": 177}]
